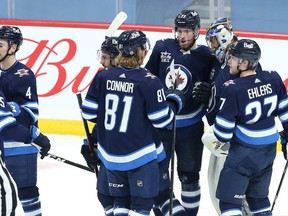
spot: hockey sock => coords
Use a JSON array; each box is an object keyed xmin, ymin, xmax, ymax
[
  {"xmin": 220, "ymin": 201, "xmax": 242, "ymax": 216},
  {"xmin": 114, "ymin": 207, "xmax": 130, "ymax": 216},
  {"xmin": 181, "ymin": 182, "xmax": 200, "ymax": 216},
  {"xmin": 128, "ymin": 209, "xmax": 150, "ymax": 216},
  {"xmin": 20, "ymin": 196, "xmax": 42, "ymax": 216},
  {"xmin": 159, "ymin": 198, "xmax": 187, "ymax": 216},
  {"xmin": 152, "ymin": 205, "xmax": 164, "ymax": 216},
  {"xmin": 104, "ymin": 205, "xmax": 114, "ymax": 216},
  {"xmin": 253, "ymin": 210, "xmax": 272, "ymax": 216}
]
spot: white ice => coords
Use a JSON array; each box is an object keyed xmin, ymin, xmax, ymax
[{"xmin": 15, "ymin": 134, "xmax": 288, "ymax": 215}]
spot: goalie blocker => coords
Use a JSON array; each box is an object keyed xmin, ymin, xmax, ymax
[{"xmin": 202, "ymin": 125, "xmax": 230, "ymax": 157}]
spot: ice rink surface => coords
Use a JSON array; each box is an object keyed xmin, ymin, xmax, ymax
[{"xmin": 15, "ymin": 134, "xmax": 288, "ymax": 215}]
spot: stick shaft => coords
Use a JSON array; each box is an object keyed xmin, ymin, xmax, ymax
[
  {"xmin": 76, "ymin": 92, "xmax": 99, "ymax": 176},
  {"xmin": 271, "ymin": 159, "xmax": 288, "ymax": 211},
  {"xmin": 47, "ymin": 153, "xmax": 94, "ymax": 172}
]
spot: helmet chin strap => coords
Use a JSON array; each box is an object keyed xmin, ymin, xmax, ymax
[
  {"xmin": 0, "ymin": 45, "xmax": 14, "ymax": 63},
  {"xmin": 236, "ymin": 58, "xmax": 249, "ymax": 74}
]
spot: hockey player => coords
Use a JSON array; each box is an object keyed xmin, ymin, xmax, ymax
[
  {"xmin": 194, "ymin": 18, "xmax": 249, "ymax": 215},
  {"xmin": 0, "ymin": 85, "xmax": 50, "ymax": 216},
  {"xmin": 145, "ymin": 10, "xmax": 214, "ymax": 216},
  {"xmin": 0, "ymin": 25, "xmax": 45, "ymax": 215},
  {"xmin": 81, "ymin": 29, "xmax": 184, "ymax": 216},
  {"xmin": 81, "ymin": 36, "xmax": 120, "ymax": 216},
  {"xmin": 213, "ymin": 39, "xmax": 287, "ymax": 215}
]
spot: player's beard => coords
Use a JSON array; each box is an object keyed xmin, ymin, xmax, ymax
[{"xmin": 178, "ymin": 38, "xmax": 195, "ymax": 50}]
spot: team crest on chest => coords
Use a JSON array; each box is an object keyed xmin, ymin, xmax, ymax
[
  {"xmin": 165, "ymin": 64, "xmax": 192, "ymax": 93},
  {"xmin": 14, "ymin": 69, "xmax": 29, "ymax": 77},
  {"xmin": 160, "ymin": 51, "xmax": 171, "ymax": 62}
]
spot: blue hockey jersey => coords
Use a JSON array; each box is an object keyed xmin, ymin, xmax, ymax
[
  {"xmin": 145, "ymin": 38, "xmax": 214, "ymax": 127},
  {"xmin": 0, "ymin": 88, "xmax": 34, "ymax": 158},
  {"xmin": 206, "ymin": 60, "xmax": 262, "ymax": 126},
  {"xmin": 214, "ymin": 69, "xmax": 288, "ymax": 146},
  {"xmin": 0, "ymin": 60, "xmax": 39, "ymax": 156},
  {"xmin": 82, "ymin": 67, "xmax": 175, "ymax": 171}
]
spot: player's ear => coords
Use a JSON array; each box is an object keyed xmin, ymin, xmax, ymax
[{"xmin": 8, "ymin": 43, "xmax": 17, "ymax": 54}]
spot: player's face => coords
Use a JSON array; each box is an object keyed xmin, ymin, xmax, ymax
[
  {"xmin": 99, "ymin": 52, "xmax": 111, "ymax": 68},
  {"xmin": 228, "ymin": 55, "xmax": 239, "ymax": 75},
  {"xmin": 207, "ymin": 36, "xmax": 219, "ymax": 54},
  {"xmin": 0, "ymin": 40, "xmax": 9, "ymax": 61},
  {"xmin": 176, "ymin": 28, "xmax": 195, "ymax": 50}
]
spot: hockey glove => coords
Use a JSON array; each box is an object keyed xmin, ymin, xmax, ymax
[
  {"xmin": 81, "ymin": 139, "xmax": 99, "ymax": 170},
  {"xmin": 279, "ymin": 130, "xmax": 288, "ymax": 160},
  {"xmin": 192, "ymin": 82, "xmax": 211, "ymax": 104},
  {"xmin": 166, "ymin": 88, "xmax": 185, "ymax": 114},
  {"xmin": 7, "ymin": 101, "xmax": 21, "ymax": 117},
  {"xmin": 31, "ymin": 126, "xmax": 51, "ymax": 159}
]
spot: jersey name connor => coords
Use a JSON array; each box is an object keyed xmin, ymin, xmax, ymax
[
  {"xmin": 247, "ymin": 83, "xmax": 272, "ymax": 99},
  {"xmin": 106, "ymin": 80, "xmax": 134, "ymax": 93}
]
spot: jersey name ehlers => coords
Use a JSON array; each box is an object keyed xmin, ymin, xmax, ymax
[
  {"xmin": 247, "ymin": 83, "xmax": 272, "ymax": 99},
  {"xmin": 106, "ymin": 80, "xmax": 134, "ymax": 93}
]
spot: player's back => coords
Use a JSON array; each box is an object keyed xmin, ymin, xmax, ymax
[
  {"xmin": 95, "ymin": 66, "xmax": 173, "ymax": 171},
  {"xmin": 216, "ymin": 70, "xmax": 286, "ymax": 146}
]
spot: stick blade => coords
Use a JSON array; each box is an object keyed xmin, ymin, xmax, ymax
[{"xmin": 105, "ymin": 11, "xmax": 128, "ymax": 38}]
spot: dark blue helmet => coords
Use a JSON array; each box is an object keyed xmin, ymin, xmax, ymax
[
  {"xmin": 174, "ymin": 10, "xmax": 200, "ymax": 31},
  {"xmin": 101, "ymin": 37, "xmax": 119, "ymax": 60},
  {"xmin": 0, "ymin": 26, "xmax": 23, "ymax": 51},
  {"xmin": 229, "ymin": 39, "xmax": 261, "ymax": 69},
  {"xmin": 117, "ymin": 30, "xmax": 150, "ymax": 57}
]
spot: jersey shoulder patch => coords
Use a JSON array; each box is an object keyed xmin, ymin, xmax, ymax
[
  {"xmin": 14, "ymin": 68, "xmax": 29, "ymax": 77},
  {"xmin": 223, "ymin": 79, "xmax": 235, "ymax": 87}
]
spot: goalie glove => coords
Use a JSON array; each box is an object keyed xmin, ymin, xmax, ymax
[
  {"xmin": 192, "ymin": 82, "xmax": 211, "ymax": 104},
  {"xmin": 30, "ymin": 126, "xmax": 51, "ymax": 159},
  {"xmin": 279, "ymin": 130, "xmax": 288, "ymax": 160},
  {"xmin": 80, "ymin": 138, "xmax": 99, "ymax": 170},
  {"xmin": 202, "ymin": 125, "xmax": 230, "ymax": 157}
]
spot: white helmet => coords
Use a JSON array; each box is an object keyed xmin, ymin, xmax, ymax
[{"xmin": 206, "ymin": 18, "xmax": 234, "ymax": 62}]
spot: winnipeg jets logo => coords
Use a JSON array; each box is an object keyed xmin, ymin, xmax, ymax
[
  {"xmin": 165, "ymin": 64, "xmax": 192, "ymax": 93},
  {"xmin": 14, "ymin": 69, "xmax": 29, "ymax": 77},
  {"xmin": 160, "ymin": 51, "xmax": 171, "ymax": 62},
  {"xmin": 168, "ymin": 67, "xmax": 185, "ymax": 88}
]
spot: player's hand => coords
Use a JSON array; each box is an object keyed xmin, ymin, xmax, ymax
[
  {"xmin": 30, "ymin": 126, "xmax": 51, "ymax": 159},
  {"xmin": 192, "ymin": 82, "xmax": 211, "ymax": 104},
  {"xmin": 166, "ymin": 88, "xmax": 185, "ymax": 114},
  {"xmin": 7, "ymin": 101, "xmax": 21, "ymax": 117},
  {"xmin": 279, "ymin": 130, "xmax": 288, "ymax": 160},
  {"xmin": 81, "ymin": 139, "xmax": 99, "ymax": 170}
]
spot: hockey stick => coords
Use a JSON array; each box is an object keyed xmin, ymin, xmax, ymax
[
  {"xmin": 169, "ymin": 59, "xmax": 177, "ymax": 216},
  {"xmin": 47, "ymin": 153, "xmax": 94, "ymax": 173},
  {"xmin": 76, "ymin": 92, "xmax": 99, "ymax": 177},
  {"xmin": 271, "ymin": 159, "xmax": 288, "ymax": 211},
  {"xmin": 105, "ymin": 11, "xmax": 127, "ymax": 38}
]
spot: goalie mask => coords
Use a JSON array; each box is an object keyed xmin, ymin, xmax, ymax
[
  {"xmin": 206, "ymin": 18, "xmax": 234, "ymax": 62},
  {"xmin": 117, "ymin": 30, "xmax": 150, "ymax": 57},
  {"xmin": 0, "ymin": 26, "xmax": 23, "ymax": 52}
]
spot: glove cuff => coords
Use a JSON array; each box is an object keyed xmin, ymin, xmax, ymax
[{"xmin": 166, "ymin": 93, "xmax": 183, "ymax": 114}]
